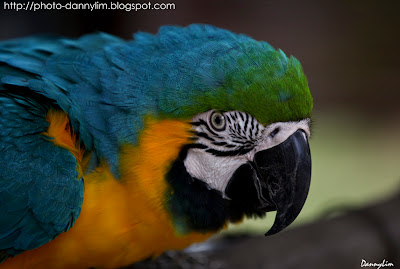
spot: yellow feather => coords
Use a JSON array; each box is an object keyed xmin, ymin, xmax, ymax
[
  {"xmin": 2, "ymin": 117, "xmax": 214, "ymax": 269},
  {"xmin": 43, "ymin": 110, "xmax": 84, "ymax": 162}
]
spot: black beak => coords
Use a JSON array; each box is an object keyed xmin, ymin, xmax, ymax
[
  {"xmin": 255, "ymin": 130, "xmax": 311, "ymax": 236},
  {"xmin": 225, "ymin": 130, "xmax": 311, "ymax": 236}
]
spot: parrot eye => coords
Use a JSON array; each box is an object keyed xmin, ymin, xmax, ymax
[{"xmin": 210, "ymin": 112, "xmax": 226, "ymax": 131}]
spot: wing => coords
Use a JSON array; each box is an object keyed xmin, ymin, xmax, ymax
[
  {"xmin": 0, "ymin": 34, "xmax": 131, "ymax": 177},
  {"xmin": 0, "ymin": 89, "xmax": 84, "ymax": 261},
  {"xmin": 0, "ymin": 33, "xmax": 125, "ymax": 262}
]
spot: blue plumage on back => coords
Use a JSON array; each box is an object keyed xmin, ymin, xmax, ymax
[
  {"xmin": 0, "ymin": 91, "xmax": 83, "ymax": 259},
  {"xmin": 2, "ymin": 25, "xmax": 278, "ymax": 176}
]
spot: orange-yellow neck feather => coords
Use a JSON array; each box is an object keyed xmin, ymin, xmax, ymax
[
  {"xmin": 42, "ymin": 110, "xmax": 87, "ymax": 176},
  {"xmin": 120, "ymin": 117, "xmax": 193, "ymax": 211},
  {"xmin": 43, "ymin": 110, "xmax": 84, "ymax": 163},
  {"xmin": 2, "ymin": 115, "xmax": 214, "ymax": 269}
]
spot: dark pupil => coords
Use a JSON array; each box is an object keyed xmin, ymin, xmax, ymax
[{"xmin": 214, "ymin": 115, "xmax": 222, "ymax": 125}]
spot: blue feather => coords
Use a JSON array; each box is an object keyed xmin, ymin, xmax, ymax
[
  {"xmin": 0, "ymin": 93, "xmax": 83, "ymax": 257},
  {"xmin": 0, "ymin": 25, "xmax": 279, "ymax": 176},
  {"xmin": 0, "ymin": 25, "xmax": 311, "ymax": 258}
]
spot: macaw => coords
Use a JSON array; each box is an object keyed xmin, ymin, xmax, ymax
[{"xmin": 0, "ymin": 24, "xmax": 313, "ymax": 268}]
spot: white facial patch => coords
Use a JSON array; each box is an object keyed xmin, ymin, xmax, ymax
[
  {"xmin": 247, "ymin": 119, "xmax": 311, "ymax": 161},
  {"xmin": 183, "ymin": 110, "xmax": 311, "ymax": 194},
  {"xmin": 184, "ymin": 150, "xmax": 247, "ymax": 193}
]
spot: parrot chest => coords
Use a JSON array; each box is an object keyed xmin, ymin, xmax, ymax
[
  {"xmin": 62, "ymin": 168, "xmax": 213, "ymax": 268},
  {"xmin": 1, "ymin": 166, "xmax": 212, "ymax": 269},
  {"xmin": 2, "ymin": 118, "xmax": 214, "ymax": 269}
]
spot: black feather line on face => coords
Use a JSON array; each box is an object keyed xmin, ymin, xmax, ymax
[
  {"xmin": 191, "ymin": 111, "xmax": 260, "ymax": 157},
  {"xmin": 212, "ymin": 141, "xmax": 227, "ymax": 146},
  {"xmin": 243, "ymin": 113, "xmax": 249, "ymax": 132},
  {"xmin": 205, "ymin": 147, "xmax": 253, "ymax": 157},
  {"xmin": 194, "ymin": 131, "xmax": 215, "ymax": 142}
]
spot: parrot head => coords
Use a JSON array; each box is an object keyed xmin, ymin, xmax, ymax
[{"xmin": 140, "ymin": 25, "xmax": 313, "ymax": 236}]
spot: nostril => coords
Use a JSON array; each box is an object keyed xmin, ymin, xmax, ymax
[{"xmin": 269, "ymin": 127, "xmax": 280, "ymax": 138}]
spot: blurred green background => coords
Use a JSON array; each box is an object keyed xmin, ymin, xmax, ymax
[{"xmin": 1, "ymin": 0, "xmax": 399, "ymax": 260}]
